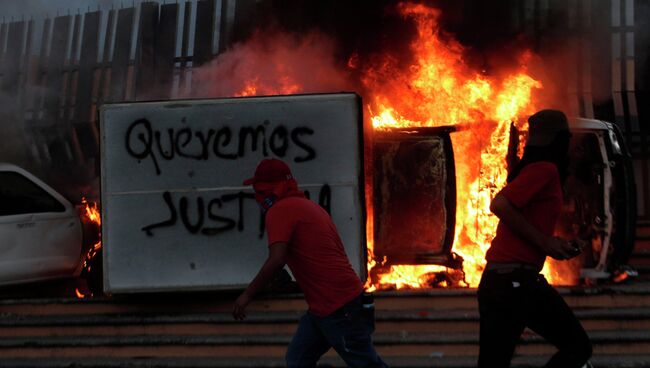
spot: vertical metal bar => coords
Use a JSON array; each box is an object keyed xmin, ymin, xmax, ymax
[
  {"xmin": 66, "ymin": 14, "xmax": 86, "ymax": 163},
  {"xmin": 134, "ymin": 1, "xmax": 159, "ymax": 100},
  {"xmin": 192, "ymin": 0, "xmax": 215, "ymax": 90},
  {"xmin": 179, "ymin": 1, "xmax": 192, "ymax": 96},
  {"xmin": 154, "ymin": 3, "xmax": 178, "ymax": 100},
  {"xmin": 64, "ymin": 15, "xmax": 81, "ymax": 118},
  {"xmin": 567, "ymin": 1, "xmax": 581, "ymax": 117},
  {"xmin": 76, "ymin": 10, "xmax": 101, "ymax": 160},
  {"xmin": 99, "ymin": 9, "xmax": 116, "ymax": 105},
  {"xmin": 625, "ymin": 0, "xmax": 634, "ymax": 26},
  {"xmin": 109, "ymin": 7, "xmax": 134, "ymax": 102},
  {"xmin": 581, "ymin": 0, "xmax": 595, "ymax": 118},
  {"xmin": 0, "ymin": 22, "xmax": 8, "ymax": 90},
  {"xmin": 626, "ymin": 31, "xmax": 639, "ymax": 131},
  {"xmin": 213, "ymin": 0, "xmax": 222, "ymax": 55},
  {"xmin": 219, "ymin": 0, "xmax": 236, "ymax": 53},
  {"xmin": 612, "ymin": 0, "xmax": 621, "ymax": 26},
  {"xmin": 0, "ymin": 22, "xmax": 8, "ymax": 56},
  {"xmin": 2, "ymin": 22, "xmax": 26, "ymax": 95},
  {"xmin": 22, "ymin": 20, "xmax": 35, "ymax": 117},
  {"xmin": 634, "ymin": 159, "xmax": 645, "ymax": 217},
  {"xmin": 193, "ymin": 0, "xmax": 215, "ymax": 67},
  {"xmin": 611, "ymin": 0, "xmax": 625, "ymax": 129},
  {"xmin": 43, "ymin": 16, "xmax": 72, "ymax": 126},
  {"xmin": 36, "ymin": 17, "xmax": 52, "ymax": 121},
  {"xmin": 125, "ymin": 3, "xmax": 142, "ymax": 101},
  {"xmin": 77, "ymin": 11, "xmax": 100, "ymax": 123}
]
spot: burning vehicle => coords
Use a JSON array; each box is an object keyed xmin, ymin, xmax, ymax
[
  {"xmin": 550, "ymin": 118, "xmax": 637, "ymax": 284},
  {"xmin": 367, "ymin": 116, "xmax": 637, "ymax": 290}
]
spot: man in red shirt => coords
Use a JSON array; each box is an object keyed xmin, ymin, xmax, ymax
[{"xmin": 233, "ymin": 158, "xmax": 386, "ymax": 368}]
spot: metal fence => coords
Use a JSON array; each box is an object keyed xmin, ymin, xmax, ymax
[{"xmin": 0, "ymin": 0, "xmax": 648, "ymax": 218}]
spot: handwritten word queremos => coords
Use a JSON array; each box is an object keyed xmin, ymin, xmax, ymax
[{"xmin": 125, "ymin": 119, "xmax": 316, "ymax": 175}]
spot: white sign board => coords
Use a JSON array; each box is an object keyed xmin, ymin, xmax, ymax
[{"xmin": 99, "ymin": 94, "xmax": 366, "ymax": 293}]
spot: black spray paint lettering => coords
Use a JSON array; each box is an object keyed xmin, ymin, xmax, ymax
[
  {"xmin": 125, "ymin": 119, "xmax": 316, "ymax": 175},
  {"xmin": 142, "ymin": 185, "xmax": 332, "ymax": 238}
]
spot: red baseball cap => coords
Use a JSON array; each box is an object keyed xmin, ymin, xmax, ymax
[{"xmin": 243, "ymin": 158, "xmax": 294, "ymax": 185}]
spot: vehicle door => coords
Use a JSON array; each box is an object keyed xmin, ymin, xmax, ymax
[{"xmin": 0, "ymin": 169, "xmax": 82, "ymax": 284}]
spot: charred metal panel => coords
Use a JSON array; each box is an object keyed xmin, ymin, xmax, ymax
[
  {"xmin": 181, "ymin": 2, "xmax": 192, "ymax": 64},
  {"xmin": 109, "ymin": 8, "xmax": 135, "ymax": 102},
  {"xmin": 21, "ymin": 20, "xmax": 35, "ymax": 112},
  {"xmin": 98, "ymin": 10, "xmax": 116, "ymax": 105},
  {"xmin": 193, "ymin": 0, "xmax": 215, "ymax": 67},
  {"xmin": 1, "ymin": 22, "xmax": 25, "ymax": 95},
  {"xmin": 218, "ymin": 0, "xmax": 235, "ymax": 53},
  {"xmin": 152, "ymin": 3, "xmax": 178, "ymax": 100},
  {"xmin": 135, "ymin": 2, "xmax": 159, "ymax": 100},
  {"xmin": 0, "ymin": 23, "xmax": 7, "ymax": 89},
  {"xmin": 43, "ymin": 16, "xmax": 72, "ymax": 123},
  {"xmin": 32, "ymin": 18, "xmax": 52, "ymax": 121},
  {"xmin": 0, "ymin": 22, "xmax": 7, "ymax": 54},
  {"xmin": 373, "ymin": 128, "xmax": 457, "ymax": 267},
  {"xmin": 66, "ymin": 15, "xmax": 82, "ymax": 119},
  {"xmin": 75, "ymin": 11, "xmax": 101, "ymax": 123},
  {"xmin": 99, "ymin": 94, "xmax": 365, "ymax": 293}
]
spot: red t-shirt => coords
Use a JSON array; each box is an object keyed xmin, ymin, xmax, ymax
[
  {"xmin": 266, "ymin": 196, "xmax": 364, "ymax": 317},
  {"xmin": 486, "ymin": 161, "xmax": 563, "ymax": 271}
]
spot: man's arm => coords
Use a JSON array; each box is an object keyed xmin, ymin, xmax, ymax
[
  {"xmin": 232, "ymin": 242, "xmax": 288, "ymax": 320},
  {"xmin": 490, "ymin": 193, "xmax": 575, "ymax": 260}
]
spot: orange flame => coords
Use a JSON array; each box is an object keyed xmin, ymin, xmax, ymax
[
  {"xmin": 198, "ymin": 1, "xmax": 577, "ymax": 289},
  {"xmin": 82, "ymin": 197, "xmax": 101, "ymax": 226},
  {"xmin": 79, "ymin": 197, "xmax": 102, "ymax": 298},
  {"xmin": 75, "ymin": 288, "xmax": 86, "ymax": 299},
  {"xmin": 361, "ymin": 3, "xmax": 573, "ymax": 288}
]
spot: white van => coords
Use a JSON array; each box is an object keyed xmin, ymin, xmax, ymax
[{"xmin": 0, "ymin": 163, "xmax": 83, "ymax": 286}]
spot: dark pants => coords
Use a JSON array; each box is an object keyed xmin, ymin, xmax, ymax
[
  {"xmin": 286, "ymin": 293, "xmax": 387, "ymax": 368},
  {"xmin": 478, "ymin": 269, "xmax": 592, "ymax": 368}
]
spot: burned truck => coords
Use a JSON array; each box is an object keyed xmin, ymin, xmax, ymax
[
  {"xmin": 98, "ymin": 93, "xmax": 636, "ymax": 293},
  {"xmin": 370, "ymin": 117, "xmax": 636, "ymax": 285}
]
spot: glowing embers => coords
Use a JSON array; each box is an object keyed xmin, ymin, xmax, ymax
[{"xmin": 370, "ymin": 127, "xmax": 463, "ymax": 288}]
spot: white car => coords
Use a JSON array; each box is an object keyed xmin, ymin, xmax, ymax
[{"xmin": 0, "ymin": 163, "xmax": 84, "ymax": 286}]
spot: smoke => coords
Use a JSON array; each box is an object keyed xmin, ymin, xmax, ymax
[
  {"xmin": 188, "ymin": 0, "xmax": 583, "ymax": 118},
  {"xmin": 190, "ymin": 30, "xmax": 353, "ymax": 98}
]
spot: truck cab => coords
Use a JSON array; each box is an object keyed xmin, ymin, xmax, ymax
[{"xmin": 0, "ymin": 163, "xmax": 83, "ymax": 286}]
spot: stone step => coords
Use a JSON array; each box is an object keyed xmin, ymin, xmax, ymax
[
  {"xmin": 637, "ymin": 222, "xmax": 650, "ymax": 238},
  {"xmin": 0, "ymin": 308, "xmax": 648, "ymax": 337},
  {"xmin": 2, "ymin": 284, "xmax": 650, "ymax": 316},
  {"xmin": 0, "ymin": 330, "xmax": 647, "ymax": 358},
  {"xmin": 0, "ymin": 355, "xmax": 649, "ymax": 368},
  {"xmin": 634, "ymin": 239, "xmax": 650, "ymax": 252}
]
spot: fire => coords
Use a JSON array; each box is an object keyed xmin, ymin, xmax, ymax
[
  {"xmin": 196, "ymin": 1, "xmax": 578, "ymax": 289},
  {"xmin": 82, "ymin": 197, "xmax": 102, "ymax": 226},
  {"xmin": 361, "ymin": 2, "xmax": 573, "ymax": 288},
  {"xmin": 78, "ymin": 197, "xmax": 102, "ymax": 298}
]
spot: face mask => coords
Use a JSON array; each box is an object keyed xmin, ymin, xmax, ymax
[{"xmin": 255, "ymin": 193, "xmax": 276, "ymax": 212}]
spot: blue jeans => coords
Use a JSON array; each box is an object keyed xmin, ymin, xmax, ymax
[{"xmin": 286, "ymin": 293, "xmax": 387, "ymax": 368}]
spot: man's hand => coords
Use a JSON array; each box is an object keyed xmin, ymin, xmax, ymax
[
  {"xmin": 541, "ymin": 237, "xmax": 581, "ymax": 260},
  {"xmin": 233, "ymin": 291, "xmax": 253, "ymax": 321},
  {"xmin": 232, "ymin": 242, "xmax": 288, "ymax": 321}
]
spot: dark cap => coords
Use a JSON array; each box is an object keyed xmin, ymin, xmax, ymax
[
  {"xmin": 243, "ymin": 158, "xmax": 294, "ymax": 185},
  {"xmin": 527, "ymin": 109, "xmax": 569, "ymax": 146}
]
